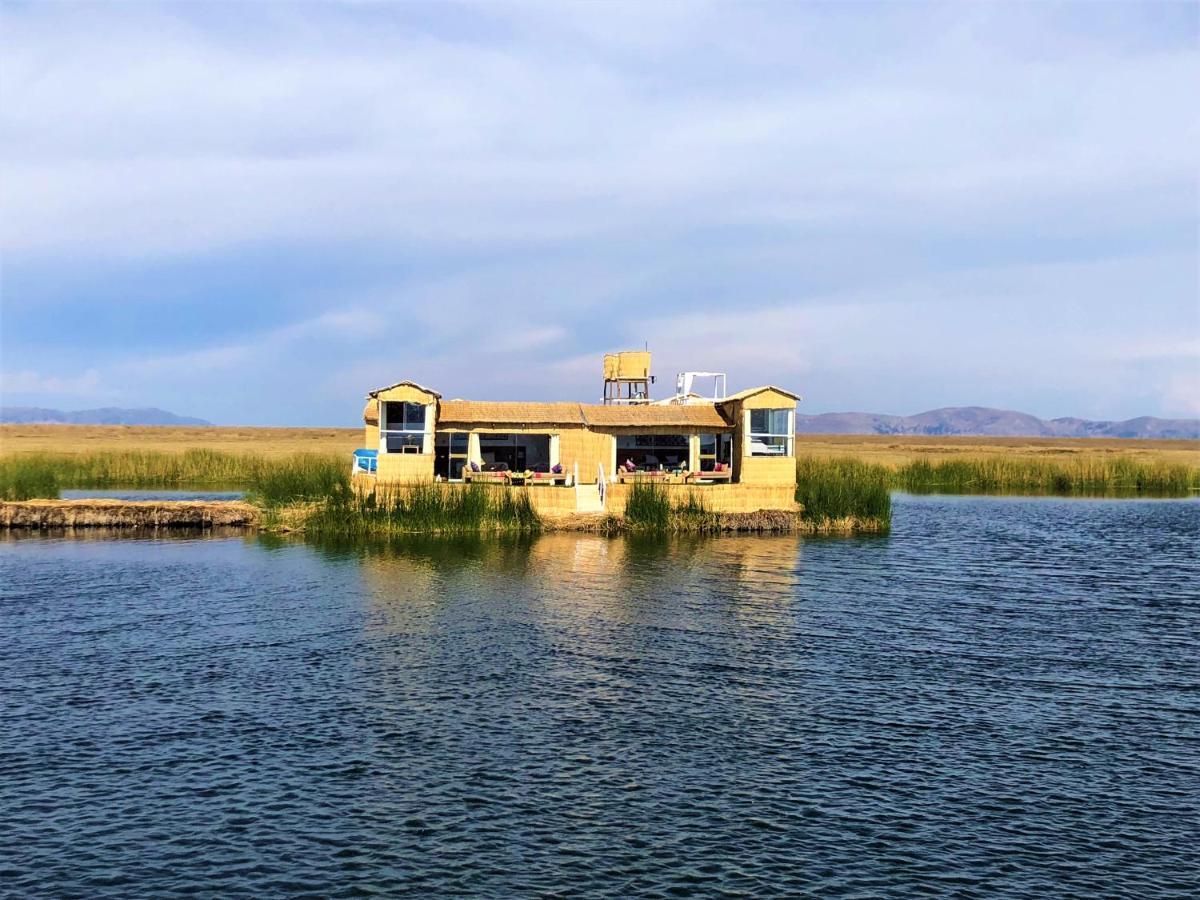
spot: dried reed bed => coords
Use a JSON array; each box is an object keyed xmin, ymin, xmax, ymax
[
  {"xmin": 0, "ymin": 425, "xmax": 361, "ymax": 458},
  {"xmin": 1, "ymin": 499, "xmax": 259, "ymax": 529},
  {"xmin": 794, "ymin": 433, "xmax": 1200, "ymax": 469}
]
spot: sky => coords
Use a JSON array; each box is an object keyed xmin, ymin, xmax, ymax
[{"xmin": 1, "ymin": 0, "xmax": 1197, "ymax": 426}]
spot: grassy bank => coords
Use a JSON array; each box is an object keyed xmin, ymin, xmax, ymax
[
  {"xmin": 295, "ymin": 483, "xmax": 541, "ymax": 536},
  {"xmin": 893, "ymin": 456, "xmax": 1197, "ymax": 496},
  {"xmin": 0, "ymin": 450, "xmax": 347, "ymax": 502},
  {"xmin": 619, "ymin": 482, "xmax": 865, "ymax": 534},
  {"xmin": 791, "ymin": 433, "xmax": 1200, "ymax": 470},
  {"xmin": 795, "ymin": 457, "xmax": 893, "ymax": 532},
  {"xmin": 0, "ymin": 458, "xmax": 61, "ymax": 501},
  {"xmin": 787, "ymin": 452, "xmax": 1197, "ymax": 533},
  {"xmin": 622, "ymin": 482, "xmax": 721, "ymax": 533}
]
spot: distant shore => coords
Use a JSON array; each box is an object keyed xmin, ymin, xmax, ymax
[{"xmin": 3, "ymin": 424, "xmax": 1196, "ymax": 468}]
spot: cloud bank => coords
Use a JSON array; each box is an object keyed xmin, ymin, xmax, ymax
[{"xmin": 2, "ymin": 1, "xmax": 1196, "ymax": 424}]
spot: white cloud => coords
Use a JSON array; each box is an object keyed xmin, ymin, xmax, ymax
[
  {"xmin": 1, "ymin": 368, "xmax": 102, "ymax": 399},
  {"xmin": 2, "ymin": 3, "xmax": 1195, "ymax": 262},
  {"xmin": 1163, "ymin": 371, "xmax": 1200, "ymax": 416},
  {"xmin": 1, "ymin": 2, "xmax": 1195, "ymax": 423}
]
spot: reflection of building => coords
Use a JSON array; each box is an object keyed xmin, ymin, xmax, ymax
[
  {"xmin": 354, "ymin": 351, "xmax": 800, "ymax": 514},
  {"xmin": 355, "ymin": 532, "xmax": 804, "ymax": 634}
]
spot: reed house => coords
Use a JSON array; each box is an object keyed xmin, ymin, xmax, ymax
[{"xmin": 354, "ymin": 352, "xmax": 800, "ymax": 515}]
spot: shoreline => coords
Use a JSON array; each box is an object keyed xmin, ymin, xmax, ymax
[
  {"xmin": 1, "ymin": 499, "xmax": 260, "ymax": 530},
  {"xmin": 0, "ymin": 499, "xmax": 885, "ymax": 535}
]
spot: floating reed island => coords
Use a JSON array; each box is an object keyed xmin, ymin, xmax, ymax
[
  {"xmin": 0, "ymin": 453, "xmax": 888, "ymax": 534},
  {"xmin": 3, "ymin": 446, "xmax": 1197, "ymax": 535},
  {"xmin": 0, "ymin": 499, "xmax": 259, "ymax": 530}
]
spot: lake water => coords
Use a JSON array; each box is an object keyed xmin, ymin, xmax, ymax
[
  {"xmin": 2, "ymin": 495, "xmax": 1197, "ymax": 897},
  {"xmin": 59, "ymin": 489, "xmax": 246, "ymax": 501}
]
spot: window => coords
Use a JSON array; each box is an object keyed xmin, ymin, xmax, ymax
[
  {"xmin": 698, "ymin": 433, "xmax": 733, "ymax": 471},
  {"xmin": 749, "ymin": 408, "xmax": 793, "ymax": 457},
  {"xmin": 382, "ymin": 401, "xmax": 428, "ymax": 453},
  {"xmin": 435, "ymin": 432, "xmax": 469, "ymax": 479},
  {"xmin": 616, "ymin": 434, "xmax": 689, "ymax": 470},
  {"xmin": 478, "ymin": 433, "xmax": 551, "ymax": 472}
]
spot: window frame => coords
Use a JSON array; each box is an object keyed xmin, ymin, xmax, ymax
[
  {"xmin": 616, "ymin": 433, "xmax": 692, "ymax": 470},
  {"xmin": 381, "ymin": 401, "xmax": 429, "ymax": 454},
  {"xmin": 748, "ymin": 408, "xmax": 794, "ymax": 457},
  {"xmin": 698, "ymin": 433, "xmax": 733, "ymax": 471}
]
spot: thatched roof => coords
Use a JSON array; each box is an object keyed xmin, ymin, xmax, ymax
[
  {"xmin": 367, "ymin": 380, "xmax": 442, "ymax": 399},
  {"xmin": 438, "ymin": 401, "xmax": 584, "ymax": 426},
  {"xmin": 433, "ymin": 399, "xmax": 733, "ymax": 430},
  {"xmin": 580, "ymin": 403, "xmax": 732, "ymax": 429},
  {"xmin": 719, "ymin": 385, "xmax": 802, "ymax": 403}
]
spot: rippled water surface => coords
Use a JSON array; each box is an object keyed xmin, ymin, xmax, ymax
[
  {"xmin": 2, "ymin": 496, "xmax": 1198, "ymax": 897},
  {"xmin": 59, "ymin": 489, "xmax": 245, "ymax": 501}
]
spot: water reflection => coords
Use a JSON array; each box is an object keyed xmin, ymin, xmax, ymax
[
  {"xmin": 2, "ymin": 497, "xmax": 1198, "ymax": 897},
  {"xmin": 334, "ymin": 531, "xmax": 808, "ymax": 632}
]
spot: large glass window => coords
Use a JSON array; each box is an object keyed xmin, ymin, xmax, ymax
[
  {"xmin": 616, "ymin": 434, "xmax": 689, "ymax": 470},
  {"xmin": 698, "ymin": 433, "xmax": 733, "ymax": 471},
  {"xmin": 749, "ymin": 408, "xmax": 793, "ymax": 457},
  {"xmin": 382, "ymin": 401, "xmax": 428, "ymax": 453},
  {"xmin": 478, "ymin": 433, "xmax": 552, "ymax": 472}
]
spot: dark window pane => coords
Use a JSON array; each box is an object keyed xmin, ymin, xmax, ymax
[
  {"xmin": 404, "ymin": 403, "xmax": 426, "ymax": 427},
  {"xmin": 386, "ymin": 433, "xmax": 424, "ymax": 453},
  {"xmin": 750, "ymin": 435, "xmax": 788, "ymax": 456}
]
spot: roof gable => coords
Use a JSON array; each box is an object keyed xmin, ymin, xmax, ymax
[
  {"xmin": 368, "ymin": 381, "xmax": 442, "ymax": 401},
  {"xmin": 719, "ymin": 385, "xmax": 801, "ymax": 404}
]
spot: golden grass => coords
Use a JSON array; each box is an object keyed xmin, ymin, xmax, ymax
[
  {"xmin": 0, "ymin": 425, "xmax": 362, "ymax": 458},
  {"xmin": 793, "ymin": 434, "xmax": 1200, "ymax": 469},
  {"xmin": 7, "ymin": 425, "xmax": 1195, "ymax": 464}
]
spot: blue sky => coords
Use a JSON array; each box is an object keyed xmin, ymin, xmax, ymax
[{"xmin": 1, "ymin": 0, "xmax": 1197, "ymax": 426}]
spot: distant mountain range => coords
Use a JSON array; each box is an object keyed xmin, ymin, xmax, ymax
[
  {"xmin": 795, "ymin": 406, "xmax": 1199, "ymax": 439},
  {"xmin": 1, "ymin": 407, "xmax": 212, "ymax": 426},
  {"xmin": 2, "ymin": 403, "xmax": 1196, "ymax": 439}
]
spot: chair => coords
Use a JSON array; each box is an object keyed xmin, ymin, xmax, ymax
[{"xmin": 353, "ymin": 449, "xmax": 378, "ymax": 474}]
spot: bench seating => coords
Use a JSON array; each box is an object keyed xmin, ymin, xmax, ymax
[
  {"xmin": 616, "ymin": 470, "xmax": 673, "ymax": 484},
  {"xmin": 463, "ymin": 470, "xmax": 510, "ymax": 484},
  {"xmin": 685, "ymin": 469, "xmax": 732, "ymax": 484},
  {"xmin": 527, "ymin": 472, "xmax": 570, "ymax": 486}
]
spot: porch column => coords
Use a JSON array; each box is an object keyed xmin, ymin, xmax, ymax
[
  {"xmin": 422, "ymin": 405, "xmax": 435, "ymax": 455},
  {"xmin": 467, "ymin": 432, "xmax": 481, "ymax": 466},
  {"xmin": 688, "ymin": 434, "xmax": 700, "ymax": 472}
]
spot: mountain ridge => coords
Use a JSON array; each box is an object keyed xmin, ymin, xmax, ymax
[
  {"xmin": 795, "ymin": 406, "xmax": 1199, "ymax": 439},
  {"xmin": 1, "ymin": 407, "xmax": 212, "ymax": 426},
  {"xmin": 2, "ymin": 404, "xmax": 1196, "ymax": 438}
]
